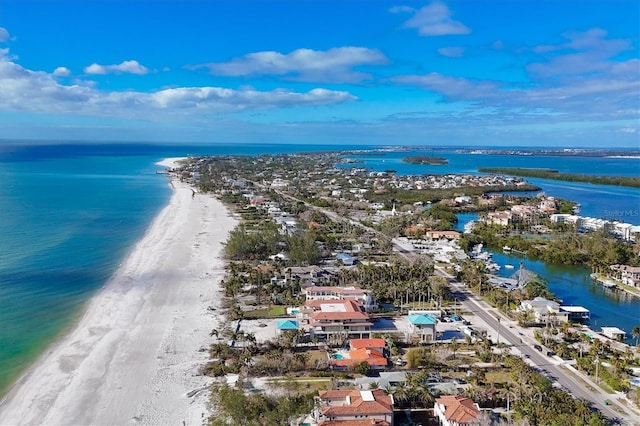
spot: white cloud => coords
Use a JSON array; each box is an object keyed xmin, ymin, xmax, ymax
[
  {"xmin": 53, "ymin": 67, "xmax": 71, "ymax": 77},
  {"xmin": 194, "ymin": 47, "xmax": 388, "ymax": 83},
  {"xmin": 400, "ymin": 1, "xmax": 470, "ymax": 36},
  {"xmin": 389, "ymin": 5, "xmax": 415, "ymax": 14},
  {"xmin": 84, "ymin": 60, "xmax": 149, "ymax": 75},
  {"xmin": 437, "ymin": 46, "xmax": 465, "ymax": 58},
  {"xmin": 390, "ymin": 28, "xmax": 639, "ymax": 123},
  {"xmin": 529, "ymin": 29, "xmax": 633, "ymax": 76},
  {"xmin": 0, "ymin": 27, "xmax": 9, "ymax": 43},
  {"xmin": 0, "ymin": 49, "xmax": 356, "ymax": 120}
]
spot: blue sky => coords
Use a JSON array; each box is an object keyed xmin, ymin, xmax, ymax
[{"xmin": 0, "ymin": 0, "xmax": 638, "ymax": 147}]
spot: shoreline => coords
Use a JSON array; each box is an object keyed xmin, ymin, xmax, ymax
[{"xmin": 0, "ymin": 158, "xmax": 237, "ymax": 425}]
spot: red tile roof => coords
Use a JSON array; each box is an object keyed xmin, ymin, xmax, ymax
[
  {"xmin": 350, "ymin": 338, "xmax": 386, "ymax": 350},
  {"xmin": 320, "ymin": 421, "xmax": 389, "ymax": 426},
  {"xmin": 331, "ymin": 348, "xmax": 388, "ymax": 368},
  {"xmin": 436, "ymin": 395, "xmax": 480, "ymax": 424},
  {"xmin": 319, "ymin": 389, "xmax": 393, "ymax": 417}
]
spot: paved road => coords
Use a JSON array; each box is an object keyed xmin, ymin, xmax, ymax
[{"xmin": 445, "ymin": 276, "xmax": 638, "ymax": 425}]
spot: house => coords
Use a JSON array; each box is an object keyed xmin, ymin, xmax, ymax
[
  {"xmin": 609, "ymin": 264, "xmax": 640, "ymax": 288},
  {"xmin": 303, "ymin": 286, "xmax": 377, "ymax": 311},
  {"xmin": 330, "ymin": 347, "xmax": 388, "ymax": 371},
  {"xmin": 434, "ymin": 395, "xmax": 481, "ymax": 426},
  {"xmin": 315, "ymin": 389, "xmax": 394, "ymax": 426},
  {"xmin": 306, "ymin": 299, "xmax": 373, "ymax": 342},
  {"xmin": 425, "ymin": 230, "xmax": 461, "ymax": 241},
  {"xmin": 407, "ymin": 313, "xmax": 437, "ymax": 343},
  {"xmin": 356, "ymin": 372, "xmax": 407, "ymax": 390},
  {"xmin": 349, "ymin": 338, "xmax": 386, "ymax": 352},
  {"xmin": 484, "ymin": 211, "xmax": 513, "ymax": 226},
  {"xmin": 518, "ymin": 297, "xmax": 590, "ymax": 324},
  {"xmin": 601, "ymin": 327, "xmax": 627, "ymax": 341}
]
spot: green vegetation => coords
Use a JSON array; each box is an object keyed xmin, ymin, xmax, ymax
[
  {"xmin": 364, "ymin": 184, "xmax": 540, "ymax": 205},
  {"xmin": 466, "ymin": 223, "xmax": 639, "ymax": 270},
  {"xmin": 209, "ymin": 384, "xmax": 315, "ymax": 426},
  {"xmin": 403, "ymin": 155, "xmax": 448, "ymax": 165},
  {"xmin": 223, "ymin": 223, "xmax": 280, "ymax": 260},
  {"xmin": 479, "ymin": 167, "xmax": 640, "ymax": 188}
]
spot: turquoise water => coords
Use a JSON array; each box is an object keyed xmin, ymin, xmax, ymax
[
  {"xmin": 0, "ymin": 142, "xmax": 371, "ymax": 395},
  {"xmin": 0, "ymin": 149, "xmax": 173, "ymax": 395},
  {"xmin": 0, "ymin": 143, "xmax": 638, "ymax": 396}
]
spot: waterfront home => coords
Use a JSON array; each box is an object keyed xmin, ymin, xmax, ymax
[
  {"xmin": 303, "ymin": 286, "xmax": 378, "ymax": 312},
  {"xmin": 484, "ymin": 211, "xmax": 513, "ymax": 226},
  {"xmin": 609, "ymin": 264, "xmax": 640, "ymax": 288},
  {"xmin": 305, "ymin": 299, "xmax": 373, "ymax": 342},
  {"xmin": 434, "ymin": 395, "xmax": 481, "ymax": 426},
  {"xmin": 425, "ymin": 230, "xmax": 461, "ymax": 241},
  {"xmin": 518, "ymin": 297, "xmax": 590, "ymax": 324},
  {"xmin": 601, "ymin": 327, "xmax": 627, "ymax": 341},
  {"xmin": 313, "ymin": 389, "xmax": 394, "ymax": 426}
]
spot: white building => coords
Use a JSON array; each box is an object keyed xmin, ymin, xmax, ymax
[{"xmin": 601, "ymin": 327, "xmax": 626, "ymax": 341}]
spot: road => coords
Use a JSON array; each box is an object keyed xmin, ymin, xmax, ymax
[{"xmin": 445, "ymin": 274, "xmax": 639, "ymax": 425}]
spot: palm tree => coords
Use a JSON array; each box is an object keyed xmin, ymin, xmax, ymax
[
  {"xmin": 632, "ymin": 325, "xmax": 640, "ymax": 348},
  {"xmin": 450, "ymin": 338, "xmax": 459, "ymax": 360}
]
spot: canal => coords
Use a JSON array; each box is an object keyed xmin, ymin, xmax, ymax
[{"xmin": 455, "ymin": 212, "xmax": 640, "ymax": 343}]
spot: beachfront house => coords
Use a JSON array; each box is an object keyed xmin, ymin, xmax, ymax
[
  {"xmin": 312, "ymin": 389, "xmax": 395, "ymax": 426},
  {"xmin": 303, "ymin": 285, "xmax": 378, "ymax": 312},
  {"xmin": 305, "ymin": 299, "xmax": 372, "ymax": 344}
]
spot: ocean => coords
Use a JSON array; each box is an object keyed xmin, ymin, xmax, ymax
[{"xmin": 0, "ymin": 142, "xmax": 638, "ymax": 396}]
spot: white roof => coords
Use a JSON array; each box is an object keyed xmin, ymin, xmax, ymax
[
  {"xmin": 560, "ymin": 306, "xmax": 590, "ymax": 313},
  {"xmin": 360, "ymin": 390, "xmax": 375, "ymax": 402},
  {"xmin": 320, "ymin": 303, "xmax": 347, "ymax": 313},
  {"xmin": 601, "ymin": 327, "xmax": 626, "ymax": 334}
]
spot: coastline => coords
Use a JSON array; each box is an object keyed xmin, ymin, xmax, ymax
[{"xmin": 0, "ymin": 158, "xmax": 237, "ymax": 425}]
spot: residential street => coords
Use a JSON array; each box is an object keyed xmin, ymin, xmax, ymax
[{"xmin": 437, "ymin": 266, "xmax": 640, "ymax": 425}]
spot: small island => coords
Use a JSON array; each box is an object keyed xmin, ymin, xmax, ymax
[{"xmin": 403, "ymin": 155, "xmax": 448, "ymax": 165}]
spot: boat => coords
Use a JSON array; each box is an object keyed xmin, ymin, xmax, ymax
[
  {"xmin": 505, "ymin": 264, "xmax": 515, "ymax": 269},
  {"xmin": 590, "ymin": 273, "xmax": 618, "ymax": 290},
  {"xmin": 503, "ymin": 246, "xmax": 512, "ymax": 252}
]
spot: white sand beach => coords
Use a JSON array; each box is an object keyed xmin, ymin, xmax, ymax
[{"xmin": 0, "ymin": 158, "xmax": 236, "ymax": 425}]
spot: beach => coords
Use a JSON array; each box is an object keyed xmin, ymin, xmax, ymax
[{"xmin": 0, "ymin": 158, "xmax": 236, "ymax": 425}]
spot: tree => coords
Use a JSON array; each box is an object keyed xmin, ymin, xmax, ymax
[
  {"xmin": 632, "ymin": 325, "xmax": 640, "ymax": 348},
  {"xmin": 450, "ymin": 338, "xmax": 459, "ymax": 360},
  {"xmin": 354, "ymin": 361, "xmax": 370, "ymax": 375},
  {"xmin": 287, "ymin": 229, "xmax": 321, "ymax": 266}
]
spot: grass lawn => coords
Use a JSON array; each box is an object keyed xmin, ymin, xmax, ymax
[{"xmin": 243, "ymin": 305, "xmax": 287, "ymax": 319}]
